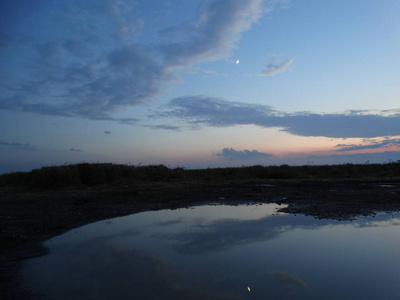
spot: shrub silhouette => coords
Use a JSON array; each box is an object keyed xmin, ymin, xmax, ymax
[{"xmin": 1, "ymin": 161, "xmax": 399, "ymax": 189}]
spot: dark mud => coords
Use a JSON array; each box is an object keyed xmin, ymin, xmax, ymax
[{"xmin": 1, "ymin": 179, "xmax": 400, "ymax": 299}]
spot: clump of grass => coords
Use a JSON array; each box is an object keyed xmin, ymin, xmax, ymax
[{"xmin": 1, "ymin": 161, "xmax": 399, "ymax": 189}]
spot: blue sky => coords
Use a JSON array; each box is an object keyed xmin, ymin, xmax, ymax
[{"xmin": 1, "ymin": 0, "xmax": 400, "ymax": 174}]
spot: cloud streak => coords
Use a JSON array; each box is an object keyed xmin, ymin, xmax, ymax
[
  {"xmin": 159, "ymin": 95, "xmax": 400, "ymax": 139},
  {"xmin": 307, "ymin": 151, "xmax": 400, "ymax": 164},
  {"xmin": 335, "ymin": 138, "xmax": 400, "ymax": 152},
  {"xmin": 0, "ymin": 141, "xmax": 35, "ymax": 151}
]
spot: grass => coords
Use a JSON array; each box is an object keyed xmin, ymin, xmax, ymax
[{"xmin": 1, "ymin": 161, "xmax": 400, "ymax": 189}]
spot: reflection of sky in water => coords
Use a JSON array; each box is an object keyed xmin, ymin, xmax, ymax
[{"xmin": 22, "ymin": 204, "xmax": 400, "ymax": 300}]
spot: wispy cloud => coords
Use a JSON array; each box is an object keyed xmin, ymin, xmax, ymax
[
  {"xmin": 187, "ymin": 67, "xmax": 227, "ymax": 76},
  {"xmin": 307, "ymin": 151, "xmax": 400, "ymax": 164},
  {"xmin": 259, "ymin": 55, "xmax": 295, "ymax": 76},
  {"xmin": 146, "ymin": 124, "xmax": 181, "ymax": 131},
  {"xmin": 0, "ymin": 141, "xmax": 35, "ymax": 151},
  {"xmin": 217, "ymin": 147, "xmax": 272, "ymax": 160},
  {"xmin": 0, "ymin": 0, "xmax": 268, "ymax": 122},
  {"xmin": 335, "ymin": 138, "xmax": 400, "ymax": 152},
  {"xmin": 158, "ymin": 95, "xmax": 400, "ymax": 138}
]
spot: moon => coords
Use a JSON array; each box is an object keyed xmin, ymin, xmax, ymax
[{"xmin": 236, "ymin": 59, "xmax": 240, "ymax": 64}]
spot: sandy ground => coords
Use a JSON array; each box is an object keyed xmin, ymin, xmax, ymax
[{"xmin": 1, "ymin": 179, "xmax": 400, "ymax": 299}]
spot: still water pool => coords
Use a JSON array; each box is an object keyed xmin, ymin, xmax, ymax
[{"xmin": 22, "ymin": 204, "xmax": 400, "ymax": 299}]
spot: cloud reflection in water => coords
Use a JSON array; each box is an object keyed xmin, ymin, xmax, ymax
[{"xmin": 167, "ymin": 214, "xmax": 326, "ymax": 254}]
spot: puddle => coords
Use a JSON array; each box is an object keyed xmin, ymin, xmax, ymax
[{"xmin": 22, "ymin": 204, "xmax": 400, "ymax": 299}]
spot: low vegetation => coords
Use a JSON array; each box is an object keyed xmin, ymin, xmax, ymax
[{"xmin": 1, "ymin": 161, "xmax": 400, "ymax": 189}]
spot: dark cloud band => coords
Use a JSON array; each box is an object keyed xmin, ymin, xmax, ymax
[{"xmin": 160, "ymin": 95, "xmax": 400, "ymax": 139}]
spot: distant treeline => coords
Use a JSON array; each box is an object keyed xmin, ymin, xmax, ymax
[{"xmin": 1, "ymin": 162, "xmax": 400, "ymax": 189}]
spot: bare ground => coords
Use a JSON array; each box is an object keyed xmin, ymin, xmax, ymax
[{"xmin": 1, "ymin": 179, "xmax": 400, "ymax": 299}]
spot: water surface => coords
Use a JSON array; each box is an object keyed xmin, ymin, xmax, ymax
[{"xmin": 22, "ymin": 204, "xmax": 400, "ymax": 299}]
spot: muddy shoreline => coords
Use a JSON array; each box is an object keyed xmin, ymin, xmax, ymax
[{"xmin": 1, "ymin": 179, "xmax": 400, "ymax": 299}]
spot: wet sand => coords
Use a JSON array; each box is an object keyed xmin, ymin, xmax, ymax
[{"xmin": 1, "ymin": 179, "xmax": 400, "ymax": 299}]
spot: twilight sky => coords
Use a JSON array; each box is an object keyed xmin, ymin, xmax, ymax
[{"xmin": 1, "ymin": 0, "xmax": 400, "ymax": 174}]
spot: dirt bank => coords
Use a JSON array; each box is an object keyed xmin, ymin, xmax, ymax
[{"xmin": 1, "ymin": 179, "xmax": 400, "ymax": 299}]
